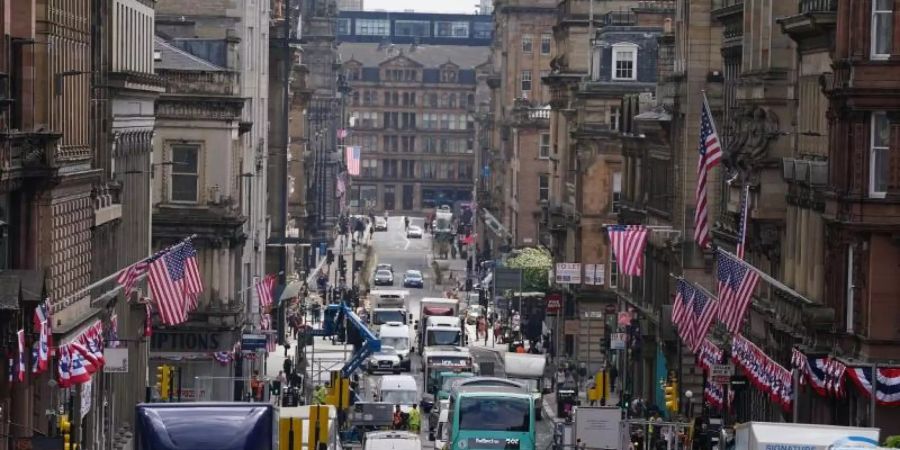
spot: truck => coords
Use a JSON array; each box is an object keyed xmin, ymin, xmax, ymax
[
  {"xmin": 421, "ymin": 346, "xmax": 475, "ymax": 403},
  {"xmin": 416, "ymin": 297, "xmax": 460, "ymax": 353},
  {"xmin": 731, "ymin": 422, "xmax": 880, "ymax": 450},
  {"xmin": 369, "ymin": 290, "xmax": 411, "ymax": 330},
  {"xmin": 134, "ymin": 403, "xmax": 277, "ymax": 450},
  {"xmin": 432, "ymin": 205, "xmax": 455, "ymax": 258},
  {"xmin": 504, "ymin": 352, "xmax": 548, "ymax": 420}
]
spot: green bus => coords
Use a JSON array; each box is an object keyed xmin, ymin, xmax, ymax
[{"xmin": 445, "ymin": 385, "xmax": 535, "ymax": 450}]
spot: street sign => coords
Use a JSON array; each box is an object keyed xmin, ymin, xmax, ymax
[
  {"xmin": 494, "ymin": 268, "xmax": 523, "ymax": 291},
  {"xmin": 710, "ymin": 364, "xmax": 734, "ymax": 384},
  {"xmin": 241, "ymin": 333, "xmax": 267, "ymax": 351},
  {"xmin": 546, "ymin": 293, "xmax": 562, "ymax": 315},
  {"xmin": 610, "ymin": 333, "xmax": 626, "ymax": 350},
  {"xmin": 583, "ymin": 311, "xmax": 604, "ymax": 319},
  {"xmin": 555, "ymin": 263, "xmax": 582, "ymax": 284}
]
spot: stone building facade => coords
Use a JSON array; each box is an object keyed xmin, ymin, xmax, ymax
[{"xmin": 337, "ymin": 13, "xmax": 491, "ymax": 214}]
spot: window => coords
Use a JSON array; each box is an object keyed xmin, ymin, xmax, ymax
[
  {"xmin": 441, "ymin": 70, "xmax": 458, "ymax": 83},
  {"xmin": 382, "ymin": 160, "xmax": 398, "ymax": 178},
  {"xmin": 429, "ymin": 93, "xmax": 438, "ymax": 107},
  {"xmin": 541, "ymin": 33, "xmax": 552, "ymax": 54},
  {"xmin": 421, "ymin": 161, "xmax": 437, "ymax": 179},
  {"xmin": 872, "ymin": 0, "xmax": 893, "ymax": 59},
  {"xmin": 539, "ymin": 174, "xmax": 549, "ymax": 202},
  {"xmin": 449, "ymin": 93, "xmax": 457, "ymax": 108},
  {"xmin": 336, "ymin": 18, "xmax": 351, "ymax": 35},
  {"xmin": 458, "ymin": 161, "xmax": 473, "ymax": 180},
  {"xmin": 612, "ymin": 43, "xmax": 637, "ymax": 80},
  {"xmin": 870, "ymin": 111, "xmax": 890, "ymax": 197},
  {"xmin": 394, "ymin": 20, "xmax": 431, "ymax": 37},
  {"xmin": 440, "ymin": 113, "xmax": 451, "ymax": 130},
  {"xmin": 520, "ymin": 70, "xmax": 532, "ymax": 93},
  {"xmin": 383, "ymin": 135, "xmax": 399, "ymax": 152},
  {"xmin": 361, "ymin": 159, "xmax": 378, "ymax": 177},
  {"xmin": 356, "ymin": 19, "xmax": 390, "ymax": 36},
  {"xmin": 609, "ymin": 251, "xmax": 619, "ymax": 288},
  {"xmin": 472, "ymin": 21, "xmax": 493, "ymax": 39},
  {"xmin": 401, "ymin": 160, "xmax": 416, "ymax": 178},
  {"xmin": 522, "ymin": 35, "xmax": 533, "ymax": 53},
  {"xmin": 846, "ymin": 246, "xmax": 855, "ymax": 333},
  {"xmin": 612, "ymin": 171, "xmax": 622, "ymax": 213},
  {"xmin": 401, "ymin": 135, "xmax": 416, "ymax": 153},
  {"xmin": 423, "ymin": 113, "xmax": 439, "ymax": 129},
  {"xmin": 355, "ymin": 111, "xmax": 378, "ymax": 128},
  {"xmin": 435, "ymin": 21, "xmax": 469, "ymax": 38},
  {"xmin": 171, "ymin": 144, "xmax": 200, "ymax": 202},
  {"xmin": 423, "ymin": 136, "xmax": 437, "ymax": 153},
  {"xmin": 539, "ymin": 133, "xmax": 550, "ymax": 158}
]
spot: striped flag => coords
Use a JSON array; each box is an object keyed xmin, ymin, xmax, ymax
[
  {"xmin": 256, "ymin": 274, "xmax": 276, "ymax": 310},
  {"xmin": 117, "ymin": 260, "xmax": 151, "ymax": 298},
  {"xmin": 736, "ymin": 185, "xmax": 751, "ymax": 259},
  {"xmin": 693, "ymin": 94, "xmax": 722, "ymax": 249},
  {"xmin": 266, "ymin": 334, "xmax": 277, "ymax": 352},
  {"xmin": 607, "ymin": 225, "xmax": 649, "ymax": 276},
  {"xmin": 671, "ymin": 279, "xmax": 694, "ymax": 343},
  {"xmin": 716, "ymin": 249, "xmax": 760, "ymax": 334},
  {"xmin": 182, "ymin": 242, "xmax": 203, "ymax": 312},
  {"xmin": 144, "ymin": 303, "xmax": 153, "ymax": 337},
  {"xmin": 16, "ymin": 330, "xmax": 25, "ymax": 382},
  {"xmin": 687, "ymin": 288, "xmax": 717, "ymax": 352},
  {"xmin": 345, "ymin": 146, "xmax": 361, "ymax": 176},
  {"xmin": 148, "ymin": 243, "xmax": 200, "ymax": 326},
  {"xmin": 337, "ymin": 128, "xmax": 348, "ymax": 140},
  {"xmin": 107, "ymin": 314, "xmax": 121, "ymax": 348}
]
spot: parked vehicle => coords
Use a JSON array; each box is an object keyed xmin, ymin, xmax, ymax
[{"xmin": 374, "ymin": 217, "xmax": 388, "ymax": 231}]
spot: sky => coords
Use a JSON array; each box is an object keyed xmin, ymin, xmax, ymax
[{"xmin": 363, "ymin": 0, "xmax": 483, "ymax": 14}]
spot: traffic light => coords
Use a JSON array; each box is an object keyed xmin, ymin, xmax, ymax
[
  {"xmin": 59, "ymin": 414, "xmax": 77, "ymax": 450},
  {"xmin": 664, "ymin": 379, "xmax": 679, "ymax": 413},
  {"xmin": 157, "ymin": 365, "xmax": 171, "ymax": 401}
]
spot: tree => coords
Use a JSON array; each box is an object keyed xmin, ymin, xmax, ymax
[{"xmin": 505, "ymin": 247, "xmax": 552, "ymax": 292}]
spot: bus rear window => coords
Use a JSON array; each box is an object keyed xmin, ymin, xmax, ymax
[{"xmin": 458, "ymin": 397, "xmax": 530, "ymax": 431}]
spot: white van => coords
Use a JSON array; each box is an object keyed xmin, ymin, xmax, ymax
[
  {"xmin": 378, "ymin": 322, "xmax": 412, "ymax": 371},
  {"xmin": 376, "ymin": 375, "xmax": 419, "ymax": 412},
  {"xmin": 370, "ymin": 290, "xmax": 410, "ymax": 309},
  {"xmin": 364, "ymin": 431, "xmax": 421, "ymax": 450}
]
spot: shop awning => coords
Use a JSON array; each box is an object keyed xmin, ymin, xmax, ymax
[{"xmin": 278, "ymin": 280, "xmax": 304, "ymax": 303}]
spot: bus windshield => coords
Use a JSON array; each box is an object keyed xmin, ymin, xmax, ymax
[
  {"xmin": 458, "ymin": 397, "xmax": 530, "ymax": 432},
  {"xmin": 373, "ymin": 310, "xmax": 405, "ymax": 325}
]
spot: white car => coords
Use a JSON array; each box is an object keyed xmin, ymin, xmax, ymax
[
  {"xmin": 374, "ymin": 217, "xmax": 388, "ymax": 231},
  {"xmin": 367, "ymin": 346, "xmax": 402, "ymax": 374},
  {"xmin": 406, "ymin": 225, "xmax": 423, "ymax": 238}
]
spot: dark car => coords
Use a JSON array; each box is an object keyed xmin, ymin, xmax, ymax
[{"xmin": 402, "ymin": 270, "xmax": 424, "ymax": 288}]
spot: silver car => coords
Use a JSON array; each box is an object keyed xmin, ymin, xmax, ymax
[{"xmin": 373, "ymin": 269, "xmax": 394, "ymax": 286}]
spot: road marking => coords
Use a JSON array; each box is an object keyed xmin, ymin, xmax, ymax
[{"xmin": 404, "ymin": 237, "xmax": 411, "ymax": 250}]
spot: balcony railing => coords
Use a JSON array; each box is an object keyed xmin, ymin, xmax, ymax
[
  {"xmin": 800, "ymin": 0, "xmax": 837, "ymax": 13},
  {"xmin": 162, "ymin": 70, "xmax": 240, "ymax": 96}
]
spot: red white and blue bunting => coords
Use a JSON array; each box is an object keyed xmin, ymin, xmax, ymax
[
  {"xmin": 704, "ymin": 380, "xmax": 734, "ymax": 411},
  {"xmin": 845, "ymin": 367, "xmax": 900, "ymax": 406},
  {"xmin": 731, "ymin": 335, "xmax": 793, "ymax": 412},
  {"xmin": 697, "ymin": 339, "xmax": 723, "ymax": 372}
]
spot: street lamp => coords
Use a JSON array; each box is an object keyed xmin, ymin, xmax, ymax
[{"xmin": 684, "ymin": 389, "xmax": 694, "ymax": 418}]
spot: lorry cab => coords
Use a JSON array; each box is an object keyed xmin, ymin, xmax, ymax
[
  {"xmin": 363, "ymin": 431, "xmax": 421, "ymax": 450},
  {"xmin": 370, "ymin": 290, "xmax": 410, "ymax": 309},
  {"xmin": 503, "ymin": 353, "xmax": 548, "ymax": 420},
  {"xmin": 377, "ymin": 322, "xmax": 412, "ymax": 370},
  {"xmin": 422, "ymin": 347, "xmax": 475, "ymax": 408},
  {"xmin": 376, "ymin": 375, "xmax": 419, "ymax": 412}
]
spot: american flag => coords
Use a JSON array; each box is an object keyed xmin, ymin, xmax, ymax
[
  {"xmin": 148, "ymin": 242, "xmax": 203, "ymax": 325},
  {"xmin": 693, "ymin": 94, "xmax": 722, "ymax": 249},
  {"xmin": 671, "ymin": 279, "xmax": 694, "ymax": 343},
  {"xmin": 336, "ymin": 172, "xmax": 347, "ymax": 198},
  {"xmin": 337, "ymin": 128, "xmax": 348, "ymax": 140},
  {"xmin": 144, "ymin": 303, "xmax": 153, "ymax": 337},
  {"xmin": 260, "ymin": 313, "xmax": 271, "ymax": 330},
  {"xmin": 266, "ymin": 334, "xmax": 277, "ymax": 352},
  {"xmin": 716, "ymin": 249, "xmax": 760, "ymax": 334},
  {"xmin": 607, "ymin": 225, "xmax": 649, "ymax": 276},
  {"xmin": 256, "ymin": 274, "xmax": 276, "ymax": 310},
  {"xmin": 736, "ymin": 185, "xmax": 750, "ymax": 259},
  {"xmin": 345, "ymin": 146, "xmax": 361, "ymax": 176},
  {"xmin": 688, "ymin": 288, "xmax": 717, "ymax": 352},
  {"xmin": 117, "ymin": 260, "xmax": 151, "ymax": 298},
  {"xmin": 16, "ymin": 330, "xmax": 25, "ymax": 382},
  {"xmin": 182, "ymin": 242, "xmax": 203, "ymax": 312}
]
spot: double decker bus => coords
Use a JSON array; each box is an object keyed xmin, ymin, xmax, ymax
[{"xmin": 445, "ymin": 384, "xmax": 535, "ymax": 450}]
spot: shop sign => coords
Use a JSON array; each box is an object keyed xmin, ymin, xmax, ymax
[
  {"xmin": 151, "ymin": 331, "xmax": 230, "ymax": 352},
  {"xmin": 546, "ymin": 293, "xmax": 562, "ymax": 314},
  {"xmin": 555, "ymin": 263, "xmax": 582, "ymax": 284},
  {"xmin": 103, "ymin": 348, "xmax": 129, "ymax": 373},
  {"xmin": 241, "ymin": 333, "xmax": 268, "ymax": 351},
  {"xmin": 610, "ymin": 333, "xmax": 626, "ymax": 350}
]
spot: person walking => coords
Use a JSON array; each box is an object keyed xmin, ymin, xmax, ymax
[
  {"xmin": 271, "ymin": 371, "xmax": 285, "ymax": 406},
  {"xmin": 408, "ymin": 404, "xmax": 421, "ymax": 433},
  {"xmin": 392, "ymin": 405, "xmax": 404, "ymax": 430},
  {"xmin": 404, "ymin": 216, "xmax": 409, "ymax": 231},
  {"xmin": 313, "ymin": 384, "xmax": 327, "ymax": 404},
  {"xmin": 250, "ymin": 371, "xmax": 264, "ymax": 401},
  {"xmin": 283, "ymin": 357, "xmax": 293, "ymax": 380}
]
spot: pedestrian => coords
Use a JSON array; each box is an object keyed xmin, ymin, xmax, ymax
[
  {"xmin": 313, "ymin": 384, "xmax": 327, "ymax": 404},
  {"xmin": 408, "ymin": 404, "xmax": 421, "ymax": 433},
  {"xmin": 404, "ymin": 216, "xmax": 409, "ymax": 231},
  {"xmin": 250, "ymin": 371, "xmax": 264, "ymax": 402},
  {"xmin": 271, "ymin": 371, "xmax": 285, "ymax": 406},
  {"xmin": 493, "ymin": 322, "xmax": 502, "ymax": 345},
  {"xmin": 392, "ymin": 405, "xmax": 404, "ymax": 430},
  {"xmin": 283, "ymin": 340, "xmax": 291, "ymax": 357},
  {"xmin": 283, "ymin": 357, "xmax": 293, "ymax": 380}
]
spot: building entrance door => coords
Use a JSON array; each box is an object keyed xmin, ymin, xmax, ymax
[
  {"xmin": 383, "ymin": 185, "xmax": 396, "ymax": 212},
  {"xmin": 402, "ymin": 185, "xmax": 414, "ymax": 210}
]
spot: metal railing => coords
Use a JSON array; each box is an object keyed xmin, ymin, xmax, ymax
[{"xmin": 800, "ymin": 0, "xmax": 837, "ymax": 13}]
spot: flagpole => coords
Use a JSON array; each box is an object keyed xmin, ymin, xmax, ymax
[{"xmin": 715, "ymin": 248, "xmax": 813, "ymax": 305}]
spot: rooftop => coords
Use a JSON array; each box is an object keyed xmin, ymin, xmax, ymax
[
  {"xmin": 154, "ymin": 36, "xmax": 225, "ymax": 72},
  {"xmin": 338, "ymin": 42, "xmax": 490, "ymax": 69}
]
